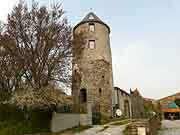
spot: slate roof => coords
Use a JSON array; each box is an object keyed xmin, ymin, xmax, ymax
[
  {"xmin": 114, "ymin": 87, "xmax": 130, "ymax": 96},
  {"xmin": 81, "ymin": 12, "xmax": 102, "ymax": 22},
  {"xmin": 74, "ymin": 12, "xmax": 110, "ymax": 33}
]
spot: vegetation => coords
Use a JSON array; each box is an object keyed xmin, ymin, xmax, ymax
[
  {"xmin": 68, "ymin": 125, "xmax": 93, "ymax": 133},
  {"xmin": 0, "ymin": 0, "xmax": 84, "ymax": 102},
  {"xmin": 175, "ymin": 99, "xmax": 180, "ymax": 107},
  {"xmin": 0, "ymin": 104, "xmax": 51, "ymax": 135},
  {"xmin": 110, "ymin": 119, "xmax": 129, "ymax": 126},
  {"xmin": 123, "ymin": 128, "xmax": 128, "ymax": 135},
  {"xmin": 0, "ymin": 1, "xmax": 84, "ymax": 135},
  {"xmin": 110, "ymin": 117, "xmax": 128, "ymax": 122},
  {"xmin": 9, "ymin": 87, "xmax": 72, "ymax": 110},
  {"xmin": 144, "ymin": 99, "xmax": 162, "ymax": 119},
  {"xmin": 58, "ymin": 125, "xmax": 92, "ymax": 134}
]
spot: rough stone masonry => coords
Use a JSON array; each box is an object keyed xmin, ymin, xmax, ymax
[{"xmin": 72, "ymin": 12, "xmax": 114, "ymax": 119}]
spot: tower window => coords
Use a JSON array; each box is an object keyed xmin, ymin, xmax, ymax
[
  {"xmin": 80, "ymin": 89, "xmax": 87, "ymax": 103},
  {"xmin": 99, "ymin": 88, "xmax": 102, "ymax": 96},
  {"xmin": 89, "ymin": 23, "xmax": 95, "ymax": 32},
  {"xmin": 89, "ymin": 40, "xmax": 95, "ymax": 49}
]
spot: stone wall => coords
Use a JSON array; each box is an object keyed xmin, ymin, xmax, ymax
[
  {"xmin": 149, "ymin": 115, "xmax": 161, "ymax": 135},
  {"xmin": 124, "ymin": 116, "xmax": 161, "ymax": 135},
  {"xmin": 72, "ymin": 59, "xmax": 113, "ymax": 118},
  {"xmin": 125, "ymin": 119, "xmax": 150, "ymax": 135},
  {"xmin": 131, "ymin": 91, "xmax": 145, "ymax": 119},
  {"xmin": 113, "ymin": 87, "xmax": 131, "ymax": 118},
  {"xmin": 72, "ymin": 18, "xmax": 114, "ymax": 119},
  {"xmin": 51, "ymin": 112, "xmax": 92, "ymax": 133},
  {"xmin": 73, "ymin": 22, "xmax": 112, "ymax": 64}
]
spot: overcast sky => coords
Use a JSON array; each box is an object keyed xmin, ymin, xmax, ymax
[{"xmin": 1, "ymin": 0, "xmax": 180, "ymax": 99}]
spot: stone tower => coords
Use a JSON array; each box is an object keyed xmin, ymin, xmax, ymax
[{"xmin": 72, "ymin": 12, "xmax": 113, "ymax": 119}]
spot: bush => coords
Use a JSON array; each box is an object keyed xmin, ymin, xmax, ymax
[{"xmin": 0, "ymin": 104, "xmax": 52, "ymax": 135}]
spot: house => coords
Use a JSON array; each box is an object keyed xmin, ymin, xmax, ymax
[{"xmin": 113, "ymin": 87, "xmax": 132, "ymax": 118}]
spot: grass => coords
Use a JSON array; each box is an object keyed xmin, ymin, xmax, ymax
[
  {"xmin": 123, "ymin": 128, "xmax": 128, "ymax": 135},
  {"xmin": 25, "ymin": 126, "xmax": 93, "ymax": 135},
  {"xmin": 68, "ymin": 125, "xmax": 93, "ymax": 133},
  {"xmin": 0, "ymin": 120, "xmax": 49, "ymax": 135},
  {"xmin": 110, "ymin": 117, "xmax": 126, "ymax": 122},
  {"xmin": 110, "ymin": 119, "xmax": 129, "ymax": 126},
  {"xmin": 55, "ymin": 125, "xmax": 92, "ymax": 134}
]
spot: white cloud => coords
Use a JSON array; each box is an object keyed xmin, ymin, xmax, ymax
[{"xmin": 0, "ymin": 0, "xmax": 19, "ymax": 22}]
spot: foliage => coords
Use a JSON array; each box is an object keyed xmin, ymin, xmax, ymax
[
  {"xmin": 123, "ymin": 128, "xmax": 128, "ymax": 135},
  {"xmin": 0, "ymin": 104, "xmax": 51, "ymax": 135},
  {"xmin": 8, "ymin": 87, "xmax": 72, "ymax": 110},
  {"xmin": 175, "ymin": 99, "xmax": 180, "ymax": 107},
  {"xmin": 0, "ymin": 1, "xmax": 85, "ymax": 101},
  {"xmin": 144, "ymin": 99, "xmax": 161, "ymax": 118}
]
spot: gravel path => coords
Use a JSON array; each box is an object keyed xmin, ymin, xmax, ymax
[{"xmin": 158, "ymin": 120, "xmax": 180, "ymax": 135}]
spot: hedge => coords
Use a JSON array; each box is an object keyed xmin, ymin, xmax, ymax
[{"xmin": 0, "ymin": 104, "xmax": 52, "ymax": 135}]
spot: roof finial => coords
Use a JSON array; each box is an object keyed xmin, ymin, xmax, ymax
[{"xmin": 90, "ymin": 8, "xmax": 93, "ymax": 12}]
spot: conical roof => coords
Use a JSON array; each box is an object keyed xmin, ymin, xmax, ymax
[
  {"xmin": 74, "ymin": 12, "xmax": 110, "ymax": 33},
  {"xmin": 81, "ymin": 12, "xmax": 102, "ymax": 22}
]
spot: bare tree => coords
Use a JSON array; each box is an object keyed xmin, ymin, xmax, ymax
[{"xmin": 1, "ymin": 1, "xmax": 73, "ymax": 90}]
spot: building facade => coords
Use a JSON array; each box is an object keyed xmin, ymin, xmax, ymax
[
  {"xmin": 130, "ymin": 88, "xmax": 145, "ymax": 119},
  {"xmin": 159, "ymin": 92, "xmax": 180, "ymax": 120},
  {"xmin": 72, "ymin": 12, "xmax": 114, "ymax": 121},
  {"xmin": 113, "ymin": 87, "xmax": 132, "ymax": 118}
]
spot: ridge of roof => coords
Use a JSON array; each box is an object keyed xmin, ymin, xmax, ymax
[
  {"xmin": 114, "ymin": 87, "xmax": 130, "ymax": 96},
  {"xmin": 158, "ymin": 92, "xmax": 180, "ymax": 101}
]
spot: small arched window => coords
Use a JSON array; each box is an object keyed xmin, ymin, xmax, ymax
[
  {"xmin": 99, "ymin": 88, "xmax": 102, "ymax": 96},
  {"xmin": 89, "ymin": 23, "xmax": 95, "ymax": 32},
  {"xmin": 89, "ymin": 40, "xmax": 95, "ymax": 49},
  {"xmin": 80, "ymin": 89, "xmax": 87, "ymax": 103}
]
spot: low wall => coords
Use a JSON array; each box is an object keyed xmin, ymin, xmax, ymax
[
  {"xmin": 124, "ymin": 115, "xmax": 161, "ymax": 135},
  {"xmin": 125, "ymin": 119, "xmax": 150, "ymax": 135},
  {"xmin": 51, "ymin": 112, "xmax": 91, "ymax": 133},
  {"xmin": 80, "ymin": 114, "xmax": 92, "ymax": 126}
]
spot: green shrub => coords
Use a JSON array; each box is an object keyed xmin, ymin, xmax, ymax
[{"xmin": 0, "ymin": 104, "xmax": 51, "ymax": 135}]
